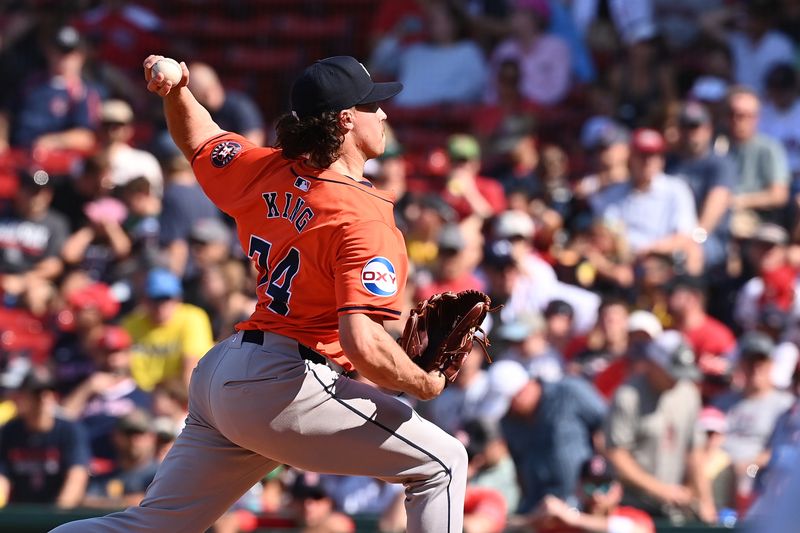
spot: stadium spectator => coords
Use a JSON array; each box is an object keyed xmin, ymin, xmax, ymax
[
  {"xmin": 119, "ymin": 176, "xmax": 161, "ymax": 268},
  {"xmin": 575, "ymin": 118, "xmax": 631, "ymax": 215},
  {"xmin": 544, "ymin": 299, "xmax": 576, "ymax": 355},
  {"xmin": 725, "ymin": 86, "xmax": 791, "ymax": 224},
  {"xmin": 529, "ymin": 453, "xmax": 656, "ymax": 533},
  {"xmin": 61, "ymin": 195, "xmax": 131, "ymax": 283},
  {"xmin": 287, "ymin": 471, "xmax": 355, "ymax": 533},
  {"xmin": 0, "ymin": 170, "xmax": 68, "ymax": 299},
  {"xmin": 694, "ymin": 406, "xmax": 736, "ymax": 513},
  {"xmin": 485, "ymin": 115, "xmax": 540, "ymax": 198},
  {"xmin": 52, "ymin": 154, "xmax": 113, "ymax": 232},
  {"xmin": 560, "ymin": 218, "xmax": 635, "ymax": 296},
  {"xmin": 666, "ymin": 101, "xmax": 736, "ymax": 273},
  {"xmin": 608, "ymin": 36, "xmax": 677, "ymax": 128},
  {"xmin": 713, "ymin": 332, "xmax": 794, "ymax": 513},
  {"xmin": 6, "ymin": 25, "xmax": 98, "ymax": 151},
  {"xmin": 158, "ymin": 154, "xmax": 221, "ymax": 277},
  {"xmin": 605, "ymin": 331, "xmax": 716, "ymax": 523},
  {"xmin": 734, "ymin": 223, "xmax": 796, "ymax": 331},
  {"xmin": 759, "ymin": 63, "xmax": 800, "ymax": 195},
  {"xmin": 421, "ymin": 345, "xmax": 491, "ymax": 435},
  {"xmin": 150, "ymin": 378, "xmax": 189, "ymax": 443},
  {"xmin": 566, "ymin": 297, "xmax": 630, "ymax": 380},
  {"xmin": 414, "ymin": 223, "xmax": 485, "ymax": 300},
  {"xmin": 486, "ymin": 359, "xmax": 607, "ymax": 512},
  {"xmin": 667, "ymin": 275, "xmax": 736, "ymax": 367},
  {"xmin": 403, "ymin": 194, "xmax": 457, "ymax": 269},
  {"xmin": 484, "ymin": 238, "xmax": 599, "ymax": 337},
  {"xmin": 81, "ymin": 409, "xmax": 159, "ymax": 509},
  {"xmin": 0, "ymin": 367, "xmax": 90, "ymax": 507},
  {"xmin": 486, "ymin": 0, "xmax": 572, "ymax": 107},
  {"xmin": 459, "ymin": 418, "xmax": 520, "ymax": 518},
  {"xmin": 756, "ymin": 369, "xmax": 800, "ymax": 508},
  {"xmin": 473, "ymin": 59, "xmax": 540, "ymax": 152},
  {"xmin": 51, "ymin": 281, "xmax": 120, "ymax": 395},
  {"xmin": 371, "ymin": 1, "xmax": 488, "ymax": 107},
  {"xmin": 701, "ymin": 1, "xmax": 795, "ymax": 95},
  {"xmin": 441, "ymin": 134, "xmax": 507, "ymax": 221},
  {"xmin": 121, "ymin": 267, "xmax": 214, "ymax": 392},
  {"xmin": 188, "ymin": 62, "xmax": 266, "ymax": 146},
  {"xmin": 74, "ymin": 1, "xmax": 165, "ymax": 74},
  {"xmin": 495, "ymin": 312, "xmax": 563, "ymax": 383},
  {"xmin": 591, "ymin": 309, "xmax": 664, "ymax": 400},
  {"xmin": 96, "ymin": 99, "xmax": 163, "ymax": 196},
  {"xmin": 597, "ymin": 128, "xmax": 702, "ymax": 274},
  {"xmin": 61, "ymin": 325, "xmax": 150, "ymax": 470}
]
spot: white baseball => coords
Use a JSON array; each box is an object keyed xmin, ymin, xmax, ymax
[{"xmin": 152, "ymin": 57, "xmax": 183, "ymax": 85}]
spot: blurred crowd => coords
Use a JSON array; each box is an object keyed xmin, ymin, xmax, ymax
[{"xmin": 2, "ymin": 0, "xmax": 800, "ymax": 532}]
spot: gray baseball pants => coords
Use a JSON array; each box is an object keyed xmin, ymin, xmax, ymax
[{"xmin": 50, "ymin": 330, "xmax": 467, "ymax": 533}]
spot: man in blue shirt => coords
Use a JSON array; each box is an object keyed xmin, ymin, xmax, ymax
[
  {"xmin": 0, "ymin": 367, "xmax": 90, "ymax": 507},
  {"xmin": 666, "ymin": 102, "xmax": 737, "ymax": 274},
  {"xmin": 7, "ymin": 26, "xmax": 99, "ymax": 152},
  {"xmin": 484, "ymin": 360, "xmax": 607, "ymax": 512}
]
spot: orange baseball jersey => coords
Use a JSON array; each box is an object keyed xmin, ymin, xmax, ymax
[{"xmin": 192, "ymin": 132, "xmax": 408, "ymax": 371}]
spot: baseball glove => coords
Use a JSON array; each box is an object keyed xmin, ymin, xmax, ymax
[{"xmin": 399, "ymin": 290, "xmax": 497, "ymax": 383}]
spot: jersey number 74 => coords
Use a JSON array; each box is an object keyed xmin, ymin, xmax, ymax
[{"xmin": 247, "ymin": 235, "xmax": 301, "ymax": 316}]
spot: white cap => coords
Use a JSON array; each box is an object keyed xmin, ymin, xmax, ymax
[
  {"xmin": 495, "ymin": 210, "xmax": 535, "ymax": 240},
  {"xmin": 627, "ymin": 310, "xmax": 662, "ymax": 339},
  {"xmin": 478, "ymin": 359, "xmax": 530, "ymax": 421}
]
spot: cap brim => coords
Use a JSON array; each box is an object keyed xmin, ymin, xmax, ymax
[{"xmin": 358, "ymin": 82, "xmax": 403, "ymax": 106}]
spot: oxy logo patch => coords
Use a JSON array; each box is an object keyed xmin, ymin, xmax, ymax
[
  {"xmin": 211, "ymin": 141, "xmax": 242, "ymax": 168},
  {"xmin": 361, "ymin": 257, "xmax": 397, "ymax": 297}
]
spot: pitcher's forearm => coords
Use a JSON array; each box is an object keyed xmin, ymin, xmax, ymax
[{"xmin": 163, "ymin": 87, "xmax": 223, "ymax": 161}]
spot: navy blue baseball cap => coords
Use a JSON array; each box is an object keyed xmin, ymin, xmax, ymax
[{"xmin": 291, "ymin": 56, "xmax": 402, "ymax": 119}]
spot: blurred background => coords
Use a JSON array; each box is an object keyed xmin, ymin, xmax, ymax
[{"xmin": 1, "ymin": 0, "xmax": 800, "ymax": 531}]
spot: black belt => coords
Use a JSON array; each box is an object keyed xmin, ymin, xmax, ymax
[{"xmin": 241, "ymin": 329, "xmax": 328, "ymax": 366}]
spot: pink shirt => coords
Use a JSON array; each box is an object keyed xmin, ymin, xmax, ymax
[{"xmin": 487, "ymin": 35, "xmax": 572, "ymax": 106}]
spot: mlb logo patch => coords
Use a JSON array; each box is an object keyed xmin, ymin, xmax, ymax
[
  {"xmin": 361, "ymin": 257, "xmax": 397, "ymax": 297},
  {"xmin": 211, "ymin": 141, "xmax": 242, "ymax": 168},
  {"xmin": 294, "ymin": 177, "xmax": 310, "ymax": 192}
]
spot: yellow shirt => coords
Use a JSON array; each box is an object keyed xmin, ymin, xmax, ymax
[{"xmin": 122, "ymin": 303, "xmax": 214, "ymax": 391}]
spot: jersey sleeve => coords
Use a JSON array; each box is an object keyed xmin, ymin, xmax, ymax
[
  {"xmin": 334, "ymin": 220, "xmax": 406, "ymax": 320},
  {"xmin": 191, "ymin": 132, "xmax": 280, "ymax": 213}
]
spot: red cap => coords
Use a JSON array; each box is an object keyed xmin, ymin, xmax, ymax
[
  {"xmin": 97, "ymin": 326, "xmax": 132, "ymax": 351},
  {"xmin": 67, "ymin": 283, "xmax": 120, "ymax": 320},
  {"xmin": 630, "ymin": 128, "xmax": 666, "ymax": 154}
]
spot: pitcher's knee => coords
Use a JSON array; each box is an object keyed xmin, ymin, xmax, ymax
[{"xmin": 431, "ymin": 433, "xmax": 468, "ymax": 485}]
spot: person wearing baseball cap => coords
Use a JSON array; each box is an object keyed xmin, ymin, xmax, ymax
[
  {"xmin": 716, "ymin": 332, "xmax": 794, "ymax": 502},
  {"xmin": 10, "ymin": 25, "xmax": 98, "ymax": 151},
  {"xmin": 605, "ymin": 330, "xmax": 716, "ymax": 523},
  {"xmin": 482, "ymin": 359, "xmax": 607, "ymax": 513},
  {"xmin": 60, "ymin": 325, "xmax": 151, "ymax": 469},
  {"xmin": 1, "ymin": 366, "xmax": 91, "ymax": 507},
  {"xmin": 598, "ymin": 126, "xmax": 703, "ymax": 274},
  {"xmin": 51, "ymin": 52, "xmax": 467, "ymax": 533},
  {"xmin": 665, "ymin": 99, "xmax": 735, "ymax": 274}
]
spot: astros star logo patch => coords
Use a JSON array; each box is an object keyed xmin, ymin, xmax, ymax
[{"xmin": 211, "ymin": 141, "xmax": 242, "ymax": 168}]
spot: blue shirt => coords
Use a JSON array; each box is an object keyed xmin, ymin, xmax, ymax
[
  {"xmin": 212, "ymin": 91, "xmax": 264, "ymax": 137},
  {"xmin": 597, "ymin": 174, "xmax": 698, "ymax": 252},
  {"xmin": 0, "ymin": 416, "xmax": 90, "ymax": 504},
  {"xmin": 80, "ymin": 379, "xmax": 152, "ymax": 461},
  {"xmin": 159, "ymin": 183, "xmax": 221, "ymax": 245},
  {"xmin": 500, "ymin": 377, "xmax": 607, "ymax": 512},
  {"xmin": 10, "ymin": 74, "xmax": 99, "ymax": 147}
]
